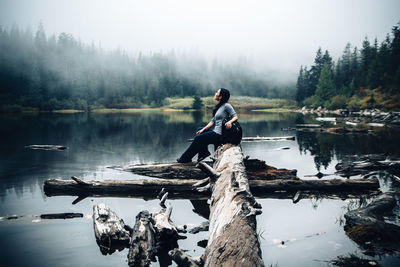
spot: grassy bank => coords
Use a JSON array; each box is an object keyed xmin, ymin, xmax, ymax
[
  {"xmin": 0, "ymin": 96, "xmax": 297, "ymax": 114},
  {"xmin": 163, "ymin": 96, "xmax": 297, "ymax": 111}
]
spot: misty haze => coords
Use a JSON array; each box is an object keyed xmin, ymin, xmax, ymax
[{"xmin": 1, "ymin": 1, "xmax": 400, "ymax": 267}]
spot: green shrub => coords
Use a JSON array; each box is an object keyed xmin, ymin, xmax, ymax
[
  {"xmin": 326, "ymin": 95, "xmax": 348, "ymax": 109},
  {"xmin": 347, "ymin": 95, "xmax": 362, "ymax": 111}
]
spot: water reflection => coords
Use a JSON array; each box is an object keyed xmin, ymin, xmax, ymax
[
  {"xmin": 0, "ymin": 111, "xmax": 399, "ymax": 267},
  {"xmin": 296, "ymin": 127, "xmax": 400, "ymax": 171}
]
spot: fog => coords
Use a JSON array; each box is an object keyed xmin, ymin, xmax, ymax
[{"xmin": 1, "ymin": 0, "xmax": 399, "ymax": 76}]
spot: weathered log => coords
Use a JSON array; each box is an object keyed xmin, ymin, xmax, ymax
[
  {"xmin": 44, "ymin": 177, "xmax": 380, "ymax": 200},
  {"xmin": 201, "ymin": 144, "xmax": 265, "ymax": 267},
  {"xmin": 241, "ymin": 136, "xmax": 295, "ymax": 142},
  {"xmin": 40, "ymin": 212, "xmax": 83, "ymax": 219},
  {"xmin": 93, "ymin": 203, "xmax": 131, "ymax": 255},
  {"xmin": 187, "ymin": 136, "xmax": 295, "ymax": 142},
  {"xmin": 25, "ymin": 144, "xmax": 67, "ymax": 150},
  {"xmin": 344, "ymin": 193, "xmax": 400, "ymax": 254},
  {"xmin": 128, "ymin": 211, "xmax": 157, "ymax": 266},
  {"xmin": 316, "ymin": 117, "xmax": 336, "ymax": 122},
  {"xmin": 108, "ymin": 158, "xmax": 298, "ymax": 181},
  {"xmin": 336, "ymin": 157, "xmax": 400, "ymax": 177}
]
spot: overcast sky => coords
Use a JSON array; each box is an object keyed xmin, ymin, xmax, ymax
[{"xmin": 1, "ymin": 0, "xmax": 399, "ymax": 74}]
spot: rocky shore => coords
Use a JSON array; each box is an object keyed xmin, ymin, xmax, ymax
[{"xmin": 297, "ymin": 107, "xmax": 400, "ymax": 126}]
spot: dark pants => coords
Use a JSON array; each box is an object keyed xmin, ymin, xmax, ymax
[{"xmin": 178, "ymin": 128, "xmax": 221, "ymax": 163}]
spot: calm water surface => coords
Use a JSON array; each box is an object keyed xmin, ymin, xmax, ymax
[{"xmin": 0, "ymin": 111, "xmax": 399, "ymax": 267}]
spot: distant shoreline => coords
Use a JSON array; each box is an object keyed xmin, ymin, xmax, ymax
[{"xmin": 0, "ymin": 96, "xmax": 298, "ymax": 114}]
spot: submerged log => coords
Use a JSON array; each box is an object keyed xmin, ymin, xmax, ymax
[
  {"xmin": 40, "ymin": 212, "xmax": 83, "ymax": 219},
  {"xmin": 201, "ymin": 144, "xmax": 265, "ymax": 267},
  {"xmin": 93, "ymin": 203, "xmax": 131, "ymax": 255},
  {"xmin": 26, "ymin": 145, "xmax": 67, "ymax": 150},
  {"xmin": 108, "ymin": 158, "xmax": 298, "ymax": 181},
  {"xmin": 344, "ymin": 193, "xmax": 400, "ymax": 254}
]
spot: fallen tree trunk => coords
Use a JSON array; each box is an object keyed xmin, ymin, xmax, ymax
[
  {"xmin": 201, "ymin": 144, "xmax": 265, "ymax": 267},
  {"xmin": 344, "ymin": 193, "xmax": 400, "ymax": 254},
  {"xmin": 44, "ymin": 176, "xmax": 380, "ymax": 200},
  {"xmin": 44, "ymin": 178, "xmax": 379, "ymax": 199},
  {"xmin": 108, "ymin": 159, "xmax": 298, "ymax": 181}
]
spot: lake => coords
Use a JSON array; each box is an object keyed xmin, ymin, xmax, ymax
[{"xmin": 0, "ymin": 111, "xmax": 399, "ymax": 267}]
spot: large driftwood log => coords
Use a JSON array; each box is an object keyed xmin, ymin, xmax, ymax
[
  {"xmin": 44, "ymin": 176, "xmax": 380, "ymax": 201},
  {"xmin": 344, "ymin": 193, "xmax": 400, "ymax": 254},
  {"xmin": 201, "ymin": 144, "xmax": 265, "ymax": 267},
  {"xmin": 108, "ymin": 159, "xmax": 298, "ymax": 181},
  {"xmin": 93, "ymin": 203, "xmax": 131, "ymax": 255}
]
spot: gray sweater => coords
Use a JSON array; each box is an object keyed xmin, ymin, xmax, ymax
[{"xmin": 211, "ymin": 103, "xmax": 237, "ymax": 135}]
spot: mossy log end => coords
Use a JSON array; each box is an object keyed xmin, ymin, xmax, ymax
[
  {"xmin": 201, "ymin": 144, "xmax": 265, "ymax": 267},
  {"xmin": 108, "ymin": 158, "xmax": 298, "ymax": 181},
  {"xmin": 344, "ymin": 193, "xmax": 400, "ymax": 254}
]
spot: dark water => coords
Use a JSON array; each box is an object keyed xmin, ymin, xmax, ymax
[{"xmin": 0, "ymin": 111, "xmax": 399, "ymax": 267}]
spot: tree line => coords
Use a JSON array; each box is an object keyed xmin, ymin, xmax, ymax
[
  {"xmin": 0, "ymin": 24, "xmax": 295, "ymax": 112},
  {"xmin": 296, "ymin": 23, "xmax": 400, "ymax": 110}
]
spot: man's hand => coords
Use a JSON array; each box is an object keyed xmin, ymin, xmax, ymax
[{"xmin": 196, "ymin": 129, "xmax": 204, "ymax": 135}]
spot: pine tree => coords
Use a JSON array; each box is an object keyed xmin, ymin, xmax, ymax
[
  {"xmin": 192, "ymin": 94, "xmax": 203, "ymax": 110},
  {"xmin": 360, "ymin": 36, "xmax": 372, "ymax": 86},
  {"xmin": 315, "ymin": 63, "xmax": 336, "ymax": 102},
  {"xmin": 308, "ymin": 48, "xmax": 324, "ymax": 97},
  {"xmin": 341, "ymin": 43, "xmax": 352, "ymax": 86},
  {"xmin": 296, "ymin": 66, "xmax": 306, "ymax": 102}
]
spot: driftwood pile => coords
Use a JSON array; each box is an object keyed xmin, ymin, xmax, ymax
[
  {"xmin": 43, "ymin": 148, "xmax": 398, "ymax": 266},
  {"xmin": 88, "ymin": 144, "xmax": 265, "ymax": 266}
]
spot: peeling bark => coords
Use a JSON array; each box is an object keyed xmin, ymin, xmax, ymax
[{"xmin": 202, "ymin": 144, "xmax": 265, "ymax": 267}]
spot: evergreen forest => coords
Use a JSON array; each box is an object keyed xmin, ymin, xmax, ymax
[
  {"xmin": 296, "ymin": 24, "xmax": 400, "ymax": 110},
  {"xmin": 0, "ymin": 24, "xmax": 294, "ymax": 112}
]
